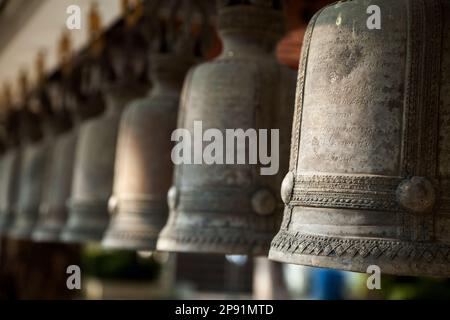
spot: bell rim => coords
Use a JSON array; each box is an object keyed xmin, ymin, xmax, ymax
[
  {"xmin": 156, "ymin": 238, "xmax": 269, "ymax": 256},
  {"xmin": 31, "ymin": 227, "xmax": 63, "ymax": 243},
  {"xmin": 268, "ymin": 249, "xmax": 450, "ymax": 278},
  {"xmin": 269, "ymin": 231, "xmax": 450, "ymax": 277},
  {"xmin": 60, "ymin": 223, "xmax": 107, "ymax": 244},
  {"xmin": 101, "ymin": 236, "xmax": 158, "ymax": 252},
  {"xmin": 156, "ymin": 229, "xmax": 273, "ymax": 256},
  {"xmin": 7, "ymin": 218, "xmax": 37, "ymax": 240},
  {"xmin": 60, "ymin": 231, "xmax": 103, "ymax": 244}
]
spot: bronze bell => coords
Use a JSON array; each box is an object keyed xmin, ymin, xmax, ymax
[
  {"xmin": 8, "ymin": 91, "xmax": 58, "ymax": 239},
  {"xmin": 270, "ymin": 0, "xmax": 450, "ymax": 277},
  {"xmin": 32, "ymin": 75, "xmax": 78, "ymax": 242},
  {"xmin": 61, "ymin": 25, "xmax": 147, "ymax": 243},
  {"xmin": 102, "ymin": 2, "xmax": 198, "ymax": 250},
  {"xmin": 103, "ymin": 51, "xmax": 194, "ymax": 249},
  {"xmin": 157, "ymin": 1, "xmax": 296, "ymax": 255}
]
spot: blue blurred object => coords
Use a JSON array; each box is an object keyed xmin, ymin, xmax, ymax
[{"xmin": 310, "ymin": 268, "xmax": 345, "ymax": 300}]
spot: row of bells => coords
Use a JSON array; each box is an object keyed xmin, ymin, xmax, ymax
[{"xmin": 1, "ymin": 0, "xmax": 450, "ymax": 278}]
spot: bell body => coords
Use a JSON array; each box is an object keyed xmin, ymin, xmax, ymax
[
  {"xmin": 8, "ymin": 139, "xmax": 50, "ymax": 239},
  {"xmin": 157, "ymin": 5, "xmax": 296, "ymax": 255},
  {"xmin": 32, "ymin": 130, "xmax": 77, "ymax": 242},
  {"xmin": 61, "ymin": 86, "xmax": 145, "ymax": 243},
  {"xmin": 269, "ymin": 0, "xmax": 450, "ymax": 277},
  {"xmin": 102, "ymin": 55, "xmax": 192, "ymax": 250},
  {"xmin": 0, "ymin": 149, "xmax": 20, "ymax": 234}
]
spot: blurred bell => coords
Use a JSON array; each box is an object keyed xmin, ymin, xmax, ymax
[
  {"xmin": 157, "ymin": 1, "xmax": 296, "ymax": 255},
  {"xmin": 32, "ymin": 73, "xmax": 79, "ymax": 242},
  {"xmin": 9, "ymin": 90, "xmax": 61, "ymax": 239},
  {"xmin": 103, "ymin": 51, "xmax": 193, "ymax": 250},
  {"xmin": 61, "ymin": 22, "xmax": 147, "ymax": 243}
]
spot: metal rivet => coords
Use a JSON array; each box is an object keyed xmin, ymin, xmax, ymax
[{"xmin": 396, "ymin": 177, "xmax": 436, "ymax": 214}]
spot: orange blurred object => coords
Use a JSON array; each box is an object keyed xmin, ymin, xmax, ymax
[{"xmin": 276, "ymin": 27, "xmax": 306, "ymax": 70}]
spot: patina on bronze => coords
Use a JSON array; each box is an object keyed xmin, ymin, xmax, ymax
[
  {"xmin": 157, "ymin": 1, "xmax": 296, "ymax": 255},
  {"xmin": 269, "ymin": 0, "xmax": 450, "ymax": 277},
  {"xmin": 61, "ymin": 23, "xmax": 147, "ymax": 244}
]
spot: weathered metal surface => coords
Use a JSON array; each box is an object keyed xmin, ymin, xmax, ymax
[
  {"xmin": 269, "ymin": 0, "xmax": 450, "ymax": 277},
  {"xmin": 157, "ymin": 3, "xmax": 296, "ymax": 255},
  {"xmin": 102, "ymin": 54, "xmax": 193, "ymax": 250}
]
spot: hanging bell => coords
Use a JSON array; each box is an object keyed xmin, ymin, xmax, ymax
[
  {"xmin": 8, "ymin": 92, "xmax": 57, "ymax": 239},
  {"xmin": 61, "ymin": 26, "xmax": 147, "ymax": 243},
  {"xmin": 32, "ymin": 75, "xmax": 76, "ymax": 242},
  {"xmin": 157, "ymin": 1, "xmax": 296, "ymax": 255},
  {"xmin": 269, "ymin": 0, "xmax": 450, "ymax": 277},
  {"xmin": 102, "ymin": 52, "xmax": 194, "ymax": 250},
  {"xmin": 102, "ymin": 1, "xmax": 196, "ymax": 250},
  {"xmin": 0, "ymin": 105, "xmax": 21, "ymax": 235}
]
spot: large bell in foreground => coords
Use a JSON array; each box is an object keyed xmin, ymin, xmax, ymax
[
  {"xmin": 157, "ymin": 2, "xmax": 296, "ymax": 255},
  {"xmin": 102, "ymin": 54, "xmax": 193, "ymax": 250},
  {"xmin": 269, "ymin": 0, "xmax": 450, "ymax": 277}
]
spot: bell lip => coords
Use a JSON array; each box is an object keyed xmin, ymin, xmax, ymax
[
  {"xmin": 268, "ymin": 249, "xmax": 450, "ymax": 278},
  {"xmin": 101, "ymin": 237, "xmax": 158, "ymax": 252},
  {"xmin": 156, "ymin": 208, "xmax": 281, "ymax": 255},
  {"xmin": 269, "ymin": 233, "xmax": 450, "ymax": 277},
  {"xmin": 31, "ymin": 227, "xmax": 63, "ymax": 243},
  {"xmin": 60, "ymin": 222, "xmax": 107, "ymax": 244},
  {"xmin": 60, "ymin": 228, "xmax": 105, "ymax": 244},
  {"xmin": 8, "ymin": 229, "xmax": 33, "ymax": 240},
  {"xmin": 61, "ymin": 202, "xmax": 110, "ymax": 244},
  {"xmin": 156, "ymin": 233, "xmax": 270, "ymax": 256},
  {"xmin": 7, "ymin": 222, "xmax": 36, "ymax": 240},
  {"xmin": 32, "ymin": 217, "xmax": 66, "ymax": 242},
  {"xmin": 61, "ymin": 219, "xmax": 108, "ymax": 243},
  {"xmin": 101, "ymin": 204, "xmax": 168, "ymax": 250}
]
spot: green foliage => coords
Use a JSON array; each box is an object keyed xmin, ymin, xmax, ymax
[
  {"xmin": 82, "ymin": 246, "xmax": 161, "ymax": 281},
  {"xmin": 381, "ymin": 275, "xmax": 450, "ymax": 300}
]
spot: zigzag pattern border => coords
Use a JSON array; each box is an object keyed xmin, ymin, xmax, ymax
[{"xmin": 271, "ymin": 230, "xmax": 450, "ymax": 263}]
